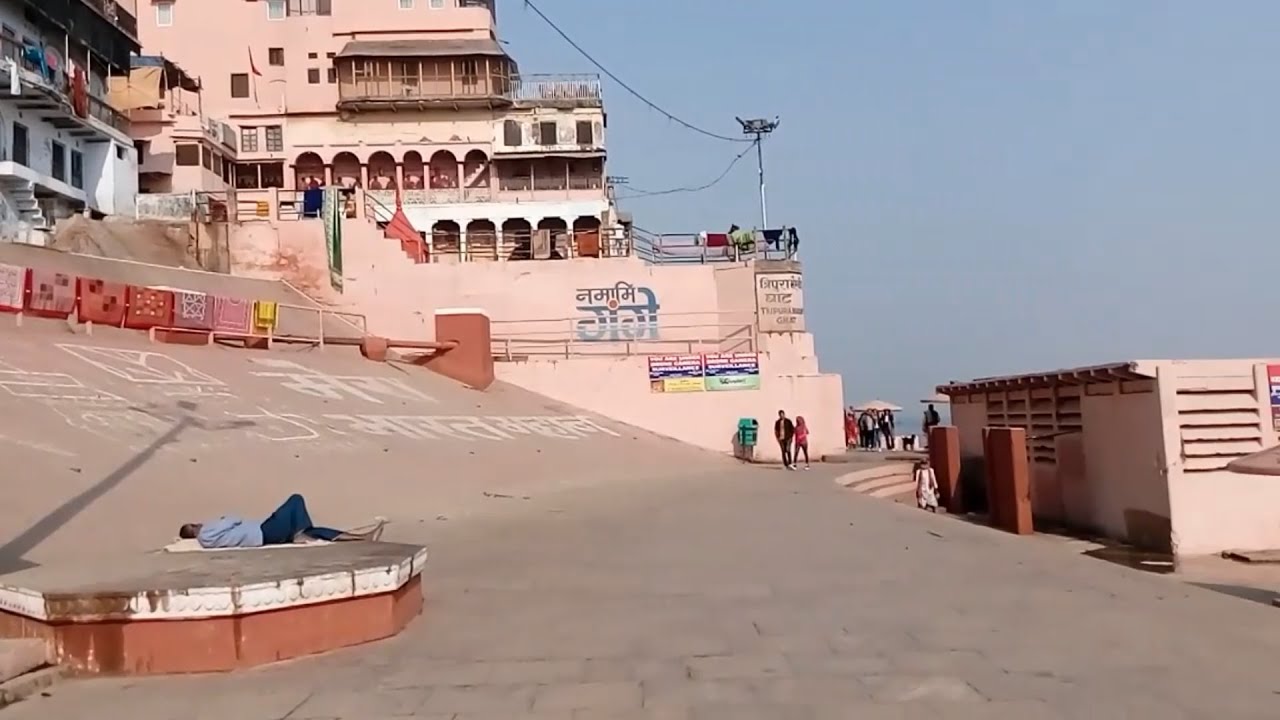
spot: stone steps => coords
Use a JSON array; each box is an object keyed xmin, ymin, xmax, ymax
[{"xmin": 0, "ymin": 639, "xmax": 61, "ymax": 708}]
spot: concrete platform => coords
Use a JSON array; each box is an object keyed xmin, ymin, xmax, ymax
[{"xmin": 0, "ymin": 542, "xmax": 427, "ymax": 674}]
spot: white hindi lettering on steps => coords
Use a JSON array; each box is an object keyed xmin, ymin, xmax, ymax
[
  {"xmin": 225, "ymin": 407, "xmax": 323, "ymax": 442},
  {"xmin": 56, "ymin": 344, "xmax": 232, "ymax": 398},
  {"xmin": 248, "ymin": 359, "xmax": 437, "ymax": 405}
]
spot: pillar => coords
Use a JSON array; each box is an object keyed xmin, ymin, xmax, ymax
[
  {"xmin": 985, "ymin": 427, "xmax": 1033, "ymax": 535},
  {"xmin": 424, "ymin": 309, "xmax": 494, "ymax": 390},
  {"xmin": 928, "ymin": 425, "xmax": 962, "ymax": 514}
]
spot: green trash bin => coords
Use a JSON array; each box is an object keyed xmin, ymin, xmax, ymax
[{"xmin": 737, "ymin": 418, "xmax": 759, "ymax": 449}]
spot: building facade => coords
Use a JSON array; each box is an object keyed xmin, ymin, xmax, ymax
[
  {"xmin": 139, "ymin": 0, "xmax": 610, "ymax": 260},
  {"xmin": 0, "ymin": 0, "xmax": 139, "ymax": 237}
]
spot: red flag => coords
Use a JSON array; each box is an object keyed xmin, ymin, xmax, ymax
[{"xmin": 248, "ymin": 47, "xmax": 262, "ymax": 76}]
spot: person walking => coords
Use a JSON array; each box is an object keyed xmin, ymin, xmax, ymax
[
  {"xmin": 914, "ymin": 459, "xmax": 940, "ymax": 512},
  {"xmin": 774, "ymin": 410, "xmax": 796, "ymax": 469},
  {"xmin": 794, "ymin": 416, "xmax": 811, "ymax": 470}
]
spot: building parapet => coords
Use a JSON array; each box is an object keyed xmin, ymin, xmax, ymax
[{"xmin": 509, "ymin": 74, "xmax": 602, "ymax": 108}]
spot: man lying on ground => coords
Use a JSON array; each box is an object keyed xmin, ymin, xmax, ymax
[{"xmin": 179, "ymin": 493, "xmax": 385, "ymax": 549}]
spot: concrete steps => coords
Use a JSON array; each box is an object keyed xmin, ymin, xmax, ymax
[
  {"xmin": 0, "ymin": 638, "xmax": 62, "ymax": 709},
  {"xmin": 836, "ymin": 461, "xmax": 917, "ymax": 501}
]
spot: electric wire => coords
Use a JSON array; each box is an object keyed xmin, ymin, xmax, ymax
[
  {"xmin": 521, "ymin": 0, "xmax": 751, "ymax": 144},
  {"xmin": 614, "ymin": 141, "xmax": 757, "ymax": 199}
]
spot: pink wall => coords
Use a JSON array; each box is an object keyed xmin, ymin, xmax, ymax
[
  {"xmin": 947, "ymin": 358, "xmax": 1280, "ymax": 557},
  {"xmin": 496, "ymin": 354, "xmax": 844, "ymax": 462},
  {"xmin": 229, "ymin": 221, "xmax": 335, "ymax": 299}
]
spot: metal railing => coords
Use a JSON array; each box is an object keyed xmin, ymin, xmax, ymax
[
  {"xmin": 631, "ymin": 227, "xmax": 798, "ymax": 265},
  {"xmin": 508, "ymin": 74, "xmax": 602, "ymax": 104},
  {"xmin": 147, "ymin": 300, "xmax": 368, "ymax": 349},
  {"xmin": 490, "ymin": 312, "xmax": 757, "ymax": 360},
  {"xmin": 0, "ymin": 36, "xmax": 127, "ymax": 134}
]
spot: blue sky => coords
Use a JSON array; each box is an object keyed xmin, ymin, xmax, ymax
[{"xmin": 502, "ymin": 0, "xmax": 1280, "ymax": 408}]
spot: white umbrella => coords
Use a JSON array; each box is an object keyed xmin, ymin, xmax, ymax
[{"xmin": 853, "ymin": 400, "xmax": 903, "ymax": 412}]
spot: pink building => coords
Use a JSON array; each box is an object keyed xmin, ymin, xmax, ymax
[
  {"xmin": 940, "ymin": 359, "xmax": 1280, "ymax": 558},
  {"xmin": 135, "ymin": 0, "xmax": 610, "ymax": 259}
]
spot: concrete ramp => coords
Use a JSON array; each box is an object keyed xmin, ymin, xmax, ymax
[{"xmin": 0, "ymin": 319, "xmax": 720, "ymax": 572}]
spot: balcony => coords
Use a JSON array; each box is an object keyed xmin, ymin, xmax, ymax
[
  {"xmin": 335, "ymin": 39, "xmax": 515, "ymax": 111},
  {"xmin": 509, "ymin": 74, "xmax": 602, "ymax": 108},
  {"xmin": 79, "ymin": 0, "xmax": 140, "ymax": 40},
  {"xmin": 0, "ymin": 37, "xmax": 128, "ymax": 139}
]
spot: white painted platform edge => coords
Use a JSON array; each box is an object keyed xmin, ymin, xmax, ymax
[{"xmin": 0, "ymin": 547, "xmax": 428, "ymax": 622}]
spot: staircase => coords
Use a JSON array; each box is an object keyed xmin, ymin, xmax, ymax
[
  {"xmin": 0, "ymin": 176, "xmax": 47, "ymax": 229},
  {"xmin": 0, "ymin": 638, "xmax": 62, "ymax": 708}
]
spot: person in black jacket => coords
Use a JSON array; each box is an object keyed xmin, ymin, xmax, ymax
[{"xmin": 774, "ymin": 410, "xmax": 796, "ymax": 469}]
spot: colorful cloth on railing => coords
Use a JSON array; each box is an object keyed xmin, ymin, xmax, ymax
[
  {"xmin": 213, "ymin": 296, "xmax": 252, "ymax": 334},
  {"xmin": 253, "ymin": 300, "xmax": 279, "ymax": 332},
  {"xmin": 76, "ymin": 277, "xmax": 127, "ymax": 326},
  {"xmin": 0, "ymin": 263, "xmax": 25, "ymax": 312},
  {"xmin": 24, "ymin": 269, "xmax": 74, "ymax": 317},
  {"xmin": 174, "ymin": 290, "xmax": 213, "ymax": 330},
  {"xmin": 322, "ymin": 188, "xmax": 343, "ymax": 292},
  {"xmin": 124, "ymin": 286, "xmax": 175, "ymax": 329}
]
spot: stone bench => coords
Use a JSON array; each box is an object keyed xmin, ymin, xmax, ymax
[{"xmin": 0, "ymin": 542, "xmax": 427, "ymax": 674}]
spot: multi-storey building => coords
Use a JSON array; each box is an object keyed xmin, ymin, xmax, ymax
[
  {"xmin": 0, "ymin": 0, "xmax": 139, "ymax": 234},
  {"xmin": 139, "ymin": 0, "xmax": 610, "ymax": 260}
]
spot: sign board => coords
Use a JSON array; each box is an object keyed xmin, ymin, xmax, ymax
[
  {"xmin": 648, "ymin": 353, "xmax": 761, "ymax": 393},
  {"xmin": 704, "ymin": 352, "xmax": 761, "ymax": 391},
  {"xmin": 648, "ymin": 354, "xmax": 706, "ymax": 393},
  {"xmin": 755, "ymin": 272, "xmax": 805, "ymax": 333}
]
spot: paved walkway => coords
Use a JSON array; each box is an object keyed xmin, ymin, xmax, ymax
[{"xmin": 8, "ymin": 464, "xmax": 1280, "ymax": 719}]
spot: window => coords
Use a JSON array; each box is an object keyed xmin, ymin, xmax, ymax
[
  {"xmin": 174, "ymin": 143, "xmax": 200, "ymax": 166},
  {"xmin": 267, "ymin": 0, "xmax": 286, "ymax": 20},
  {"xmin": 155, "ymin": 1, "xmax": 174, "ymax": 26},
  {"xmin": 12, "ymin": 123, "xmax": 27, "ymax": 166},
  {"xmin": 575, "ymin": 120, "xmax": 593, "ymax": 145},
  {"xmin": 116, "ymin": 145, "xmax": 126, "ymax": 160},
  {"xmin": 230, "ymin": 73, "xmax": 250, "ymax": 98},
  {"xmin": 268, "ymin": 48, "xmax": 284, "ymax": 66},
  {"xmin": 327, "ymin": 67, "xmax": 337, "ymax": 84},
  {"xmin": 50, "ymin": 141, "xmax": 66, "ymax": 181},
  {"xmin": 307, "ymin": 52, "xmax": 317, "ymax": 59},
  {"xmin": 537, "ymin": 121, "xmax": 557, "ymax": 145},
  {"xmin": 201, "ymin": 146, "xmax": 212, "ymax": 170},
  {"xmin": 70, "ymin": 151, "xmax": 83, "ymax": 189},
  {"xmin": 430, "ymin": 0, "xmax": 445, "ymax": 7},
  {"xmin": 265, "ymin": 125, "xmax": 283, "ymax": 152},
  {"xmin": 240, "ymin": 127, "xmax": 259, "ymax": 152},
  {"xmin": 326, "ymin": 52, "xmax": 335, "ymax": 59},
  {"xmin": 213, "ymin": 153, "xmax": 224, "ymax": 176},
  {"xmin": 307, "ymin": 68, "xmax": 320, "ymax": 84},
  {"xmin": 399, "ymin": 0, "xmax": 414, "ymax": 8},
  {"xmin": 503, "ymin": 120, "xmax": 521, "ymax": 147},
  {"xmin": 288, "ymin": 0, "xmax": 331, "ymax": 14}
]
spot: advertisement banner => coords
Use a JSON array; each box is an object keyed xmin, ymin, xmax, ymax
[
  {"xmin": 704, "ymin": 352, "xmax": 761, "ymax": 391},
  {"xmin": 648, "ymin": 353, "xmax": 761, "ymax": 392},
  {"xmin": 648, "ymin": 354, "xmax": 705, "ymax": 393}
]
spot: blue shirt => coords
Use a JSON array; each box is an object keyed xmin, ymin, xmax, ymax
[{"xmin": 197, "ymin": 515, "xmax": 264, "ymax": 549}]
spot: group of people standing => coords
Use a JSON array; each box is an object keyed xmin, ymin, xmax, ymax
[
  {"xmin": 773, "ymin": 410, "xmax": 811, "ymax": 470},
  {"xmin": 844, "ymin": 408, "xmax": 897, "ymax": 451}
]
